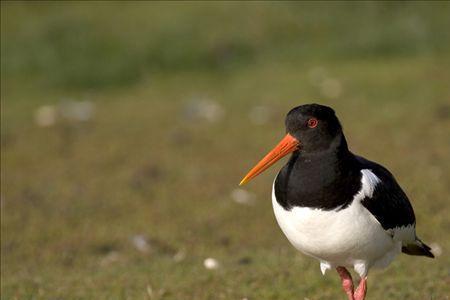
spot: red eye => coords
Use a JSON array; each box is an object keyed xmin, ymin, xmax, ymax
[{"xmin": 307, "ymin": 118, "xmax": 318, "ymax": 128}]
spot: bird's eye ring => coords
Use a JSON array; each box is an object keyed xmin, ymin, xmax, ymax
[{"xmin": 307, "ymin": 118, "xmax": 318, "ymax": 128}]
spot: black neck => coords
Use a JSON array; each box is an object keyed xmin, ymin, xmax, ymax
[{"xmin": 274, "ymin": 134, "xmax": 362, "ymax": 210}]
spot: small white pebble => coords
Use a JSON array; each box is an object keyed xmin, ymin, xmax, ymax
[
  {"xmin": 34, "ymin": 105, "xmax": 57, "ymax": 127},
  {"xmin": 204, "ymin": 257, "xmax": 220, "ymax": 270},
  {"xmin": 60, "ymin": 100, "xmax": 95, "ymax": 122},
  {"xmin": 183, "ymin": 98, "xmax": 225, "ymax": 123},
  {"xmin": 131, "ymin": 235, "xmax": 151, "ymax": 253},
  {"xmin": 231, "ymin": 188, "xmax": 256, "ymax": 205}
]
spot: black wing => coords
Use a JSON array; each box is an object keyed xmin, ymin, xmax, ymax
[
  {"xmin": 356, "ymin": 155, "xmax": 415, "ymax": 230},
  {"xmin": 356, "ymin": 155, "xmax": 434, "ymax": 258}
]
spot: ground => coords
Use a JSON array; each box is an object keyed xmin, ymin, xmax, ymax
[{"xmin": 1, "ymin": 3, "xmax": 450, "ymax": 299}]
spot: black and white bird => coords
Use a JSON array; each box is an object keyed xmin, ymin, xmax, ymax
[{"xmin": 239, "ymin": 104, "xmax": 434, "ymax": 300}]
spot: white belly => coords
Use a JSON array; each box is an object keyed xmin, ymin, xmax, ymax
[{"xmin": 271, "ymin": 169, "xmax": 402, "ymax": 277}]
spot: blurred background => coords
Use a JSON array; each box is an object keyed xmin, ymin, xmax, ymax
[{"xmin": 1, "ymin": 2, "xmax": 450, "ymax": 299}]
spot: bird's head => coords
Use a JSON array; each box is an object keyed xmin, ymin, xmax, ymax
[
  {"xmin": 239, "ymin": 103, "xmax": 343, "ymax": 185},
  {"xmin": 285, "ymin": 103, "xmax": 343, "ymax": 153}
]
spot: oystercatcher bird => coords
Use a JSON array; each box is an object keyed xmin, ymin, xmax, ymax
[{"xmin": 240, "ymin": 104, "xmax": 433, "ymax": 300}]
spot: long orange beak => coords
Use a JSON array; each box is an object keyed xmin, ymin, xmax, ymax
[{"xmin": 239, "ymin": 133, "xmax": 300, "ymax": 185}]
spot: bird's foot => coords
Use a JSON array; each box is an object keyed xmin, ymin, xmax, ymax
[
  {"xmin": 336, "ymin": 267, "xmax": 354, "ymax": 300},
  {"xmin": 354, "ymin": 277, "xmax": 367, "ymax": 300}
]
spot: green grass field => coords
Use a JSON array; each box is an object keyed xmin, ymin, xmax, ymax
[{"xmin": 1, "ymin": 2, "xmax": 450, "ymax": 299}]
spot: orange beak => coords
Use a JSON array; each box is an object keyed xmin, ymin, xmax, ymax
[{"xmin": 239, "ymin": 133, "xmax": 300, "ymax": 185}]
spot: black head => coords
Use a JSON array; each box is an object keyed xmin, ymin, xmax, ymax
[
  {"xmin": 239, "ymin": 103, "xmax": 346, "ymax": 185},
  {"xmin": 285, "ymin": 104, "xmax": 343, "ymax": 153}
]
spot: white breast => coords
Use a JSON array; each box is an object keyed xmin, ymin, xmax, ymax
[{"xmin": 272, "ymin": 169, "xmax": 401, "ymax": 277}]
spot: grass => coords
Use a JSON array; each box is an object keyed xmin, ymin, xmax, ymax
[{"xmin": 2, "ymin": 2, "xmax": 450, "ymax": 300}]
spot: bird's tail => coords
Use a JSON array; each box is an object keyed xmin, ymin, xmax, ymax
[{"xmin": 402, "ymin": 238, "xmax": 434, "ymax": 258}]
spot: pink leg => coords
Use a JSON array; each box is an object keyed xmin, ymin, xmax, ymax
[
  {"xmin": 354, "ymin": 277, "xmax": 367, "ymax": 300},
  {"xmin": 336, "ymin": 267, "xmax": 354, "ymax": 300}
]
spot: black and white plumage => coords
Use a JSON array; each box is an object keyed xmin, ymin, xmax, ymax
[{"xmin": 240, "ymin": 104, "xmax": 433, "ymax": 300}]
